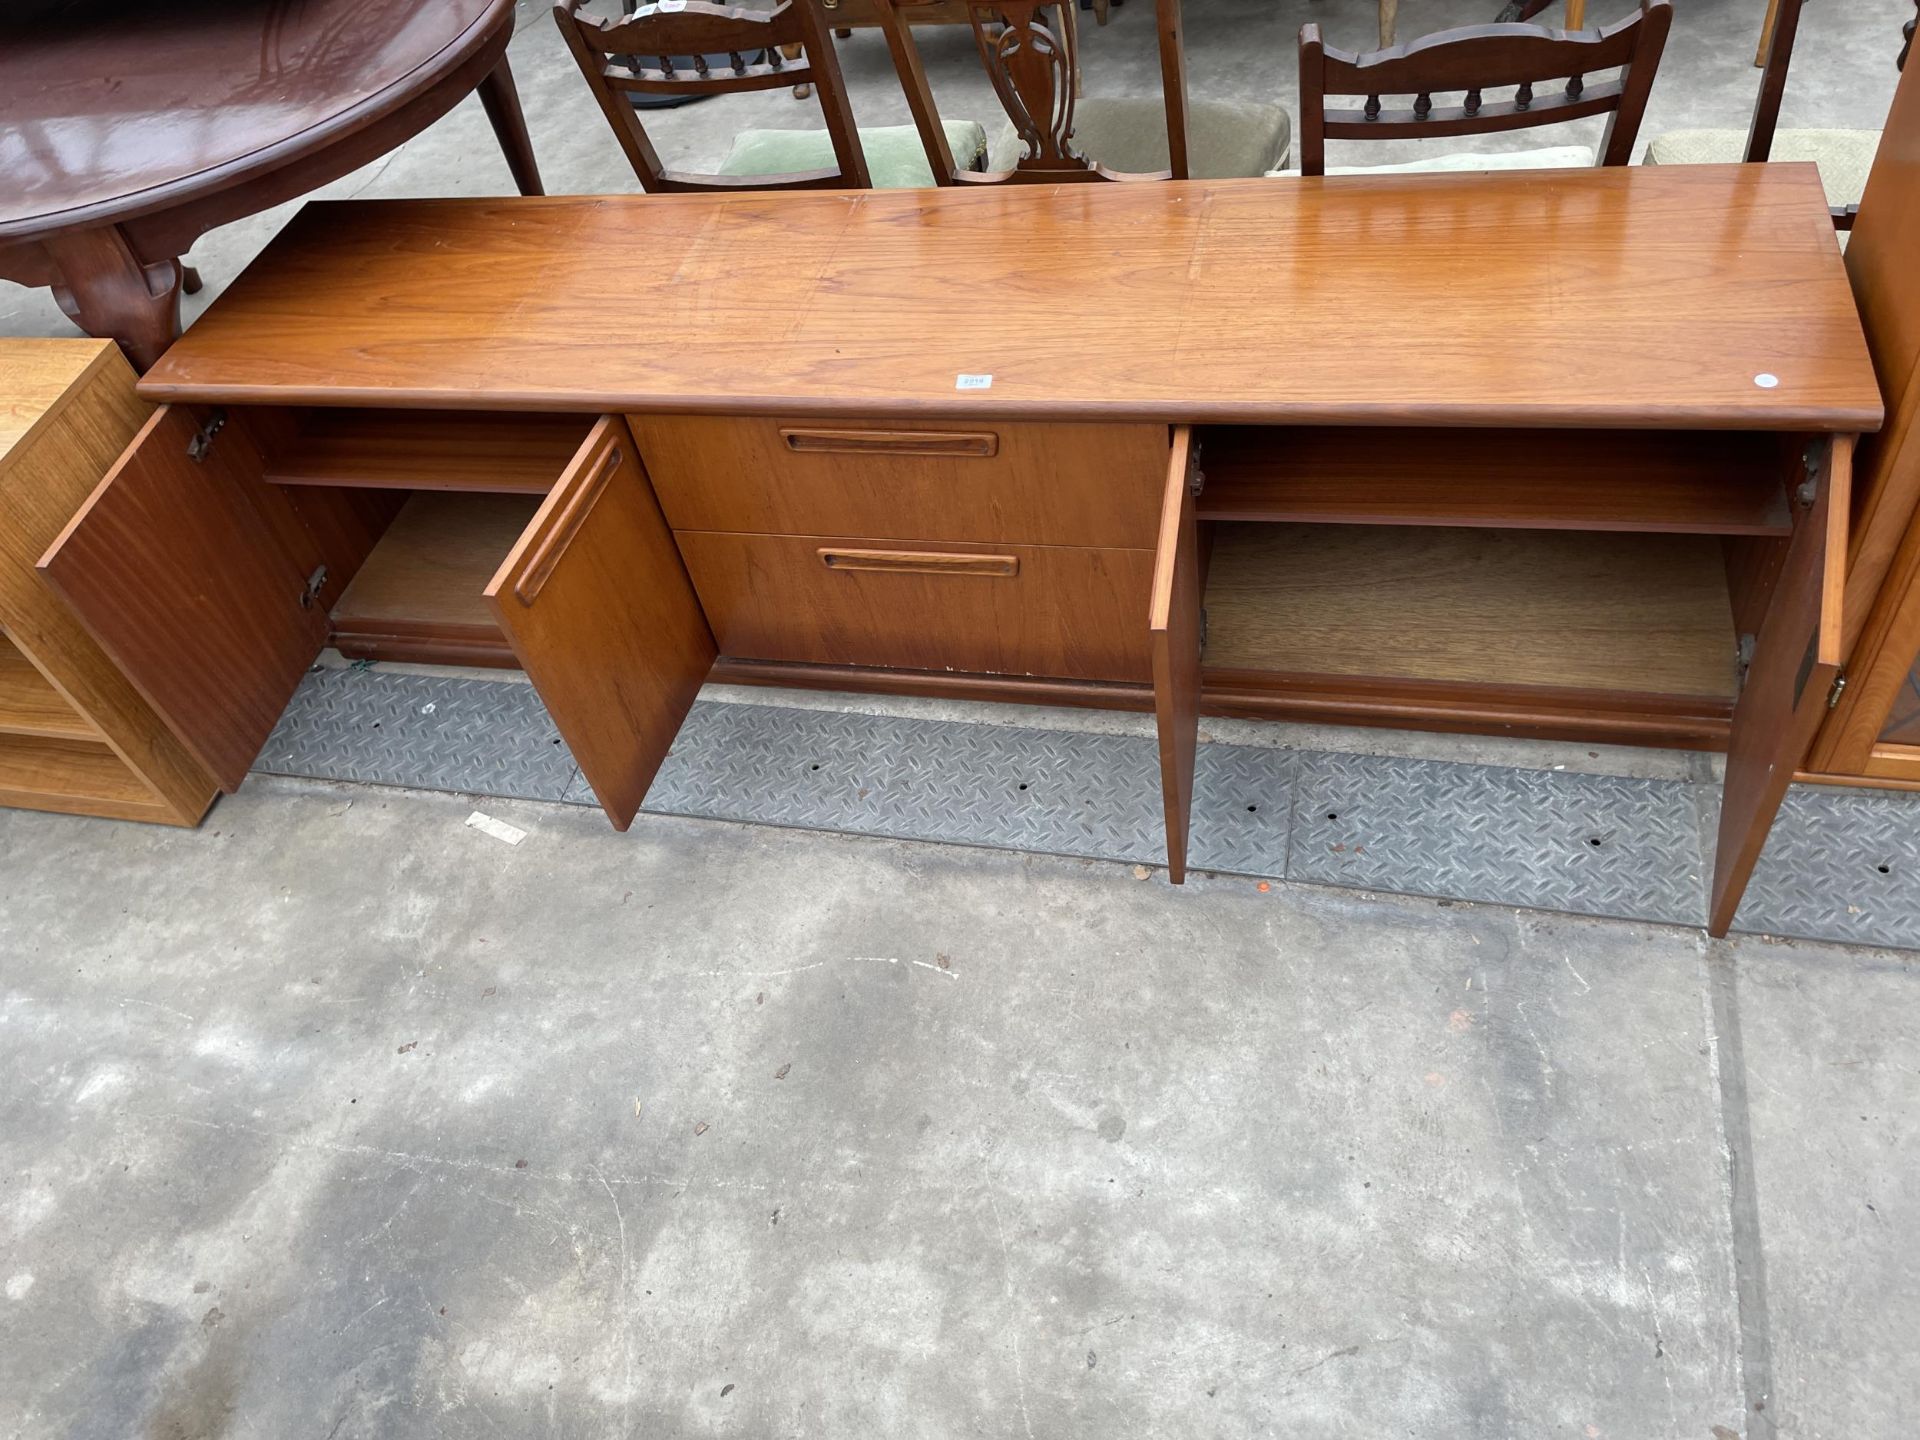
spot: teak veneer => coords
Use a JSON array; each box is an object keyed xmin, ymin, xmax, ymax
[
  {"xmin": 28, "ymin": 166, "xmax": 1882, "ymax": 934},
  {"xmin": 139, "ymin": 169, "xmax": 1877, "ymax": 432},
  {"xmin": 0, "ymin": 339, "xmax": 218, "ymax": 824}
]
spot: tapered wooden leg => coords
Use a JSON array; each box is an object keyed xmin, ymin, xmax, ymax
[
  {"xmin": 1566, "ymin": 0, "xmax": 1585, "ymax": 27},
  {"xmin": 477, "ymin": 54, "xmax": 545, "ymax": 196},
  {"xmin": 1379, "ymin": 0, "xmax": 1397, "ymax": 47},
  {"xmin": 1755, "ymin": 0, "xmax": 1782, "ymax": 66},
  {"xmin": 45, "ymin": 226, "xmax": 182, "ymax": 372}
]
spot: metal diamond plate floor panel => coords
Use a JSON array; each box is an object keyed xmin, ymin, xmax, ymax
[
  {"xmin": 1288, "ymin": 750, "xmax": 1707, "ymax": 927},
  {"xmin": 615, "ymin": 701, "xmax": 1295, "ymax": 876},
  {"xmin": 256, "ymin": 666, "xmax": 577, "ymax": 802},
  {"xmin": 1721, "ymin": 785, "xmax": 1920, "ymax": 949},
  {"xmin": 251, "ymin": 664, "xmax": 1920, "ymax": 949}
]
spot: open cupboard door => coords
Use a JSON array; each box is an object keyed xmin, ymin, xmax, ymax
[
  {"xmin": 1710, "ymin": 435, "xmax": 1853, "ymax": 936},
  {"xmin": 37, "ymin": 405, "xmax": 371, "ymax": 791},
  {"xmin": 486, "ymin": 415, "xmax": 715, "ymax": 829},
  {"xmin": 1152, "ymin": 426, "xmax": 1203, "ymax": 883}
]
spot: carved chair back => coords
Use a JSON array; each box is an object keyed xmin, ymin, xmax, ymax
[
  {"xmin": 554, "ymin": 0, "xmax": 871, "ymax": 191},
  {"xmin": 1297, "ymin": 0, "xmax": 1672, "ymax": 176},
  {"xmin": 1745, "ymin": 0, "xmax": 1915, "ymax": 230},
  {"xmin": 876, "ymin": 0, "xmax": 1192, "ymax": 183}
]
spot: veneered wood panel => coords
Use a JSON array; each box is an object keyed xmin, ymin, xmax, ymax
[
  {"xmin": 0, "ymin": 343, "xmax": 217, "ymax": 822},
  {"xmin": 1709, "ymin": 434, "xmax": 1852, "ymax": 936},
  {"xmin": 332, "ymin": 491, "xmax": 534, "ymax": 667},
  {"xmin": 485, "ymin": 415, "xmax": 715, "ymax": 829},
  {"xmin": 712, "ymin": 655, "xmax": 1739, "ymax": 748},
  {"xmin": 1199, "ymin": 426, "xmax": 1793, "ymax": 535},
  {"xmin": 1840, "ymin": 56, "xmax": 1920, "ymax": 637},
  {"xmin": 0, "ymin": 734, "xmax": 169, "ymax": 821},
  {"xmin": 37, "ymin": 405, "xmax": 329, "ymax": 791},
  {"xmin": 266, "ymin": 409, "xmax": 594, "ymax": 493},
  {"xmin": 676, "ymin": 529, "xmax": 1155, "ymax": 683},
  {"xmin": 138, "ymin": 168, "xmax": 1879, "ymax": 432},
  {"xmin": 1202, "ymin": 524, "xmax": 1739, "ymax": 698},
  {"xmin": 1151, "ymin": 427, "xmax": 1201, "ymax": 884},
  {"xmin": 630, "ymin": 415, "xmax": 1169, "ymax": 547},
  {"xmin": 0, "ymin": 636, "xmax": 95, "ymax": 740}
]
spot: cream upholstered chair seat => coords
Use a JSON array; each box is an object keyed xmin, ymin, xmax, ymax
[
  {"xmin": 1266, "ymin": 144, "xmax": 1594, "ymax": 177},
  {"xmin": 1644, "ymin": 128, "xmax": 1878, "ymax": 211},
  {"xmin": 988, "ymin": 98, "xmax": 1292, "ymax": 178},
  {"xmin": 720, "ymin": 120, "xmax": 988, "ymax": 188}
]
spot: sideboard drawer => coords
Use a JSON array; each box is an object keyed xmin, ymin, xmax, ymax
[
  {"xmin": 675, "ymin": 530, "xmax": 1155, "ymax": 682},
  {"xmin": 629, "ymin": 415, "xmax": 1169, "ymax": 548}
]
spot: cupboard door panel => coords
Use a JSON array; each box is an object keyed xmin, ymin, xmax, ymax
[
  {"xmin": 485, "ymin": 416, "xmax": 715, "ymax": 830},
  {"xmin": 1710, "ymin": 435, "xmax": 1853, "ymax": 935},
  {"xmin": 37, "ymin": 405, "xmax": 330, "ymax": 791},
  {"xmin": 1152, "ymin": 427, "xmax": 1202, "ymax": 884}
]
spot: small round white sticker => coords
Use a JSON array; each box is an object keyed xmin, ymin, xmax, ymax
[{"xmin": 1754, "ymin": 373, "xmax": 1780, "ymax": 389}]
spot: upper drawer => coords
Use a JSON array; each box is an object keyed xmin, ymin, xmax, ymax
[{"xmin": 628, "ymin": 416, "xmax": 1169, "ymax": 548}]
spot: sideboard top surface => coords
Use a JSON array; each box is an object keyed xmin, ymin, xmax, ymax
[{"xmin": 139, "ymin": 165, "xmax": 1882, "ymax": 431}]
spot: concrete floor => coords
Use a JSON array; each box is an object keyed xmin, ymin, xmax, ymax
[
  {"xmin": 4, "ymin": 1, "xmax": 1920, "ymax": 1436},
  {"xmin": 1, "ymin": 779, "xmax": 1916, "ymax": 1438}
]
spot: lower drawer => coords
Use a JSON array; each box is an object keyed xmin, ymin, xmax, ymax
[{"xmin": 674, "ymin": 530, "xmax": 1155, "ymax": 683}]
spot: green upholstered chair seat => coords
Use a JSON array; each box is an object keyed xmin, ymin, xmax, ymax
[
  {"xmin": 1266, "ymin": 144, "xmax": 1595, "ymax": 177},
  {"xmin": 986, "ymin": 98, "xmax": 1292, "ymax": 180},
  {"xmin": 1644, "ymin": 128, "xmax": 1879, "ymax": 210},
  {"xmin": 717, "ymin": 120, "xmax": 988, "ymax": 188}
]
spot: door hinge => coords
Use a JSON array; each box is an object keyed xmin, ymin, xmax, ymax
[
  {"xmin": 186, "ymin": 407, "xmax": 227, "ymax": 462},
  {"xmin": 1187, "ymin": 438, "xmax": 1206, "ymax": 499},
  {"xmin": 299, "ymin": 564, "xmax": 328, "ymax": 609},
  {"xmin": 1198, "ymin": 605, "xmax": 1208, "ymax": 653},
  {"xmin": 1734, "ymin": 632, "xmax": 1756, "ymax": 691},
  {"xmin": 1796, "ymin": 440, "xmax": 1823, "ymax": 508},
  {"xmin": 1828, "ymin": 671, "xmax": 1848, "ymax": 709}
]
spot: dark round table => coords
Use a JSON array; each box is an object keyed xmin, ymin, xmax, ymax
[{"xmin": 0, "ymin": 0, "xmax": 544, "ymax": 370}]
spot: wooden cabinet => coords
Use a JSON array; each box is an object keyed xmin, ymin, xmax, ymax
[
  {"xmin": 36, "ymin": 166, "xmax": 1876, "ymax": 934},
  {"xmin": 1147, "ymin": 426, "xmax": 1854, "ymax": 932},
  {"xmin": 0, "ymin": 340, "xmax": 218, "ymax": 825},
  {"xmin": 39, "ymin": 404, "xmax": 713, "ymax": 829}
]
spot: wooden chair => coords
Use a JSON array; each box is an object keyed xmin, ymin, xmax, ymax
[
  {"xmin": 1296, "ymin": 0, "xmax": 1671, "ymax": 177},
  {"xmin": 554, "ymin": 0, "xmax": 987, "ymax": 191},
  {"xmin": 1644, "ymin": 0, "xmax": 1915, "ymax": 231},
  {"xmin": 876, "ymin": 0, "xmax": 1292, "ymax": 182}
]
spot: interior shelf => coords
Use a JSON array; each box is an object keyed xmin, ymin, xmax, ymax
[
  {"xmin": 330, "ymin": 491, "xmax": 535, "ymax": 666},
  {"xmin": 1201, "ymin": 523, "xmax": 1740, "ymax": 700},
  {"xmin": 0, "ymin": 633, "xmax": 96, "ymax": 741},
  {"xmin": 1197, "ymin": 427, "xmax": 1793, "ymax": 536},
  {"xmin": 0, "ymin": 733, "xmax": 160, "ymax": 812},
  {"xmin": 266, "ymin": 410, "xmax": 593, "ymax": 494}
]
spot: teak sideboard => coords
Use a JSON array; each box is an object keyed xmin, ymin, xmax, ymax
[{"xmin": 34, "ymin": 166, "xmax": 1884, "ymax": 935}]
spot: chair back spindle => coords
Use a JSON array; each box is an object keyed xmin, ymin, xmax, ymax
[
  {"xmin": 1298, "ymin": 0, "xmax": 1672, "ymax": 176},
  {"xmin": 554, "ymin": 0, "xmax": 872, "ymax": 191}
]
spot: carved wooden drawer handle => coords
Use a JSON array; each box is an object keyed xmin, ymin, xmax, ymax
[
  {"xmin": 780, "ymin": 428, "xmax": 999, "ymax": 458},
  {"xmin": 514, "ymin": 445, "xmax": 622, "ymax": 606},
  {"xmin": 818, "ymin": 548, "xmax": 1019, "ymax": 578}
]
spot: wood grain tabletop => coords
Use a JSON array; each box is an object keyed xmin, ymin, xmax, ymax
[{"xmin": 139, "ymin": 164, "xmax": 1882, "ymax": 431}]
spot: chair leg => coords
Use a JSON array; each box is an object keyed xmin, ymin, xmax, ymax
[
  {"xmin": 1379, "ymin": 0, "xmax": 1397, "ymax": 47},
  {"xmin": 1566, "ymin": 0, "xmax": 1585, "ymax": 27},
  {"xmin": 478, "ymin": 54, "xmax": 545, "ymax": 196},
  {"xmin": 1755, "ymin": 0, "xmax": 1782, "ymax": 66}
]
